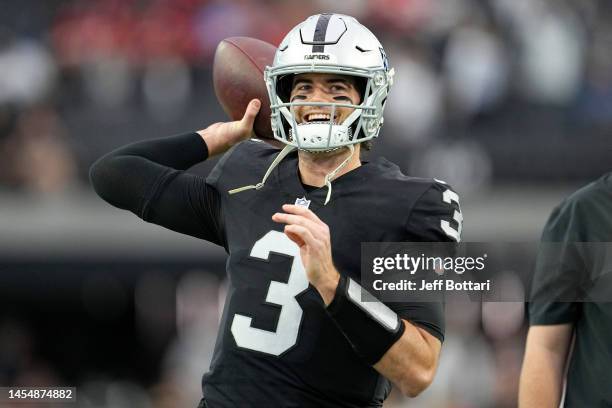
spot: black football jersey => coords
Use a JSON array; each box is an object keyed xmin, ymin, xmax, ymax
[{"xmin": 190, "ymin": 140, "xmax": 462, "ymax": 407}]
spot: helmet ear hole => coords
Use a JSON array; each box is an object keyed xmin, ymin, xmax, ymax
[
  {"xmin": 276, "ymin": 74, "xmax": 295, "ymax": 103},
  {"xmin": 354, "ymin": 77, "xmax": 368, "ymax": 103}
]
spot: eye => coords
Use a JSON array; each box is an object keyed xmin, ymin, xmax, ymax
[{"xmin": 331, "ymin": 85, "xmax": 347, "ymax": 92}]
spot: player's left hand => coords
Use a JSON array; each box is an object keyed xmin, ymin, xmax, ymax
[{"xmin": 272, "ymin": 204, "xmax": 340, "ymax": 304}]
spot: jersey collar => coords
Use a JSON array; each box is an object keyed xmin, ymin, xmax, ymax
[{"xmin": 276, "ymin": 150, "xmax": 385, "ymax": 209}]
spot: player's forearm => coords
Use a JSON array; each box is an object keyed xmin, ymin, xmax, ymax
[
  {"xmin": 96, "ymin": 132, "xmax": 209, "ymax": 169},
  {"xmin": 324, "ymin": 276, "xmax": 440, "ymax": 397},
  {"xmin": 317, "ymin": 271, "xmax": 440, "ymax": 395},
  {"xmin": 90, "ymin": 132, "xmax": 208, "ymax": 211},
  {"xmin": 374, "ymin": 321, "xmax": 440, "ymax": 397}
]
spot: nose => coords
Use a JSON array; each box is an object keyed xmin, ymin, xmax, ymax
[{"xmin": 308, "ymin": 85, "xmax": 333, "ymax": 102}]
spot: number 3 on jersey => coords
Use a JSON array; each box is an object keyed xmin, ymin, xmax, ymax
[
  {"xmin": 440, "ymin": 186, "xmax": 463, "ymax": 242},
  {"xmin": 231, "ymin": 231, "xmax": 309, "ymax": 356}
]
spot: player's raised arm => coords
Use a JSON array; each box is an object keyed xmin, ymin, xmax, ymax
[{"xmin": 89, "ymin": 99, "xmax": 260, "ymax": 245}]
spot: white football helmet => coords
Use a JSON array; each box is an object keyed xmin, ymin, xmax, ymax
[{"xmin": 264, "ymin": 14, "xmax": 394, "ymax": 151}]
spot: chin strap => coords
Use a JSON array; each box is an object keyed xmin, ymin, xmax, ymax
[
  {"xmin": 228, "ymin": 143, "xmax": 355, "ymax": 206},
  {"xmin": 323, "ymin": 144, "xmax": 355, "ymax": 205},
  {"xmin": 228, "ymin": 144, "xmax": 296, "ymax": 195}
]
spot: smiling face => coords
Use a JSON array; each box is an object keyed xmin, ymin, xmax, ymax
[{"xmin": 289, "ymin": 73, "xmax": 362, "ymax": 125}]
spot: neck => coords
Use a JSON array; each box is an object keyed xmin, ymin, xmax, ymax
[{"xmin": 298, "ymin": 145, "xmax": 361, "ymax": 187}]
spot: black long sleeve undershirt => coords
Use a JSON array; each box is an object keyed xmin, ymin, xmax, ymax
[{"xmin": 90, "ymin": 132, "xmax": 226, "ymax": 247}]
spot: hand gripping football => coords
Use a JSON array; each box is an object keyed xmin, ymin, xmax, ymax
[{"xmin": 213, "ymin": 37, "xmax": 277, "ymax": 141}]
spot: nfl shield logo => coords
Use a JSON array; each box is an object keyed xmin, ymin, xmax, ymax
[{"xmin": 295, "ymin": 197, "xmax": 311, "ymax": 208}]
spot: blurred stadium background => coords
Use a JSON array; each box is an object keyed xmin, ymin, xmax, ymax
[{"xmin": 0, "ymin": 0, "xmax": 610, "ymax": 407}]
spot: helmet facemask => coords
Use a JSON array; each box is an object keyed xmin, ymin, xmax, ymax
[{"xmin": 265, "ymin": 65, "xmax": 393, "ymax": 152}]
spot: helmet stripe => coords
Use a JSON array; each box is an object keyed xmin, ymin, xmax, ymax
[{"xmin": 312, "ymin": 13, "xmax": 332, "ymax": 52}]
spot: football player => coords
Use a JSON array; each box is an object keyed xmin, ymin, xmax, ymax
[{"xmin": 91, "ymin": 14, "xmax": 462, "ymax": 408}]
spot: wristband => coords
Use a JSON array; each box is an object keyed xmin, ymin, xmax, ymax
[{"xmin": 326, "ymin": 275, "xmax": 405, "ymax": 365}]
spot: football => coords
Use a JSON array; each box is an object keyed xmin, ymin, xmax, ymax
[{"xmin": 213, "ymin": 37, "xmax": 277, "ymax": 141}]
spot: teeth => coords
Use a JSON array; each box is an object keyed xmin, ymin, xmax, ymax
[
  {"xmin": 298, "ymin": 122, "xmax": 339, "ymax": 126},
  {"xmin": 306, "ymin": 113, "xmax": 332, "ymax": 122}
]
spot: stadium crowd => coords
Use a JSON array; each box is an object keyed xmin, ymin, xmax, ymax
[{"xmin": 0, "ymin": 0, "xmax": 610, "ymax": 407}]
